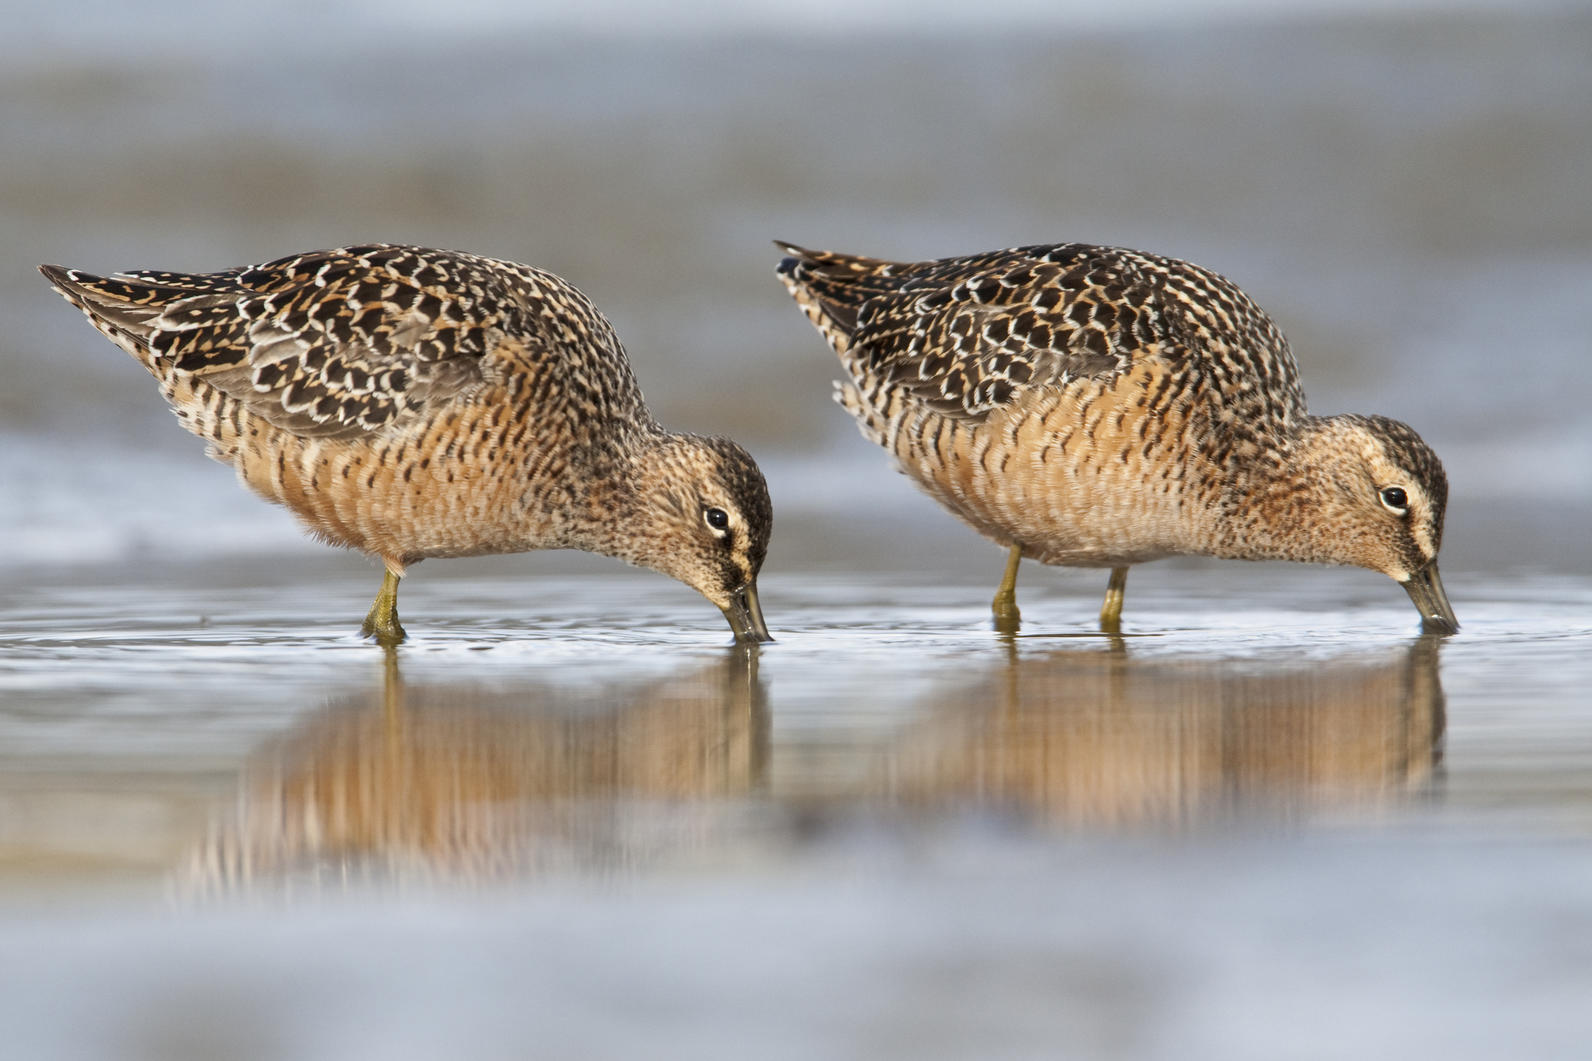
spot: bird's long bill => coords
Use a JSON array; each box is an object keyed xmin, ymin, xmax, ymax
[
  {"xmin": 1401, "ymin": 562, "xmax": 1459, "ymax": 635},
  {"xmin": 721, "ymin": 581, "xmax": 773, "ymax": 643}
]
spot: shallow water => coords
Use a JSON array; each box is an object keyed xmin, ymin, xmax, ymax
[
  {"xmin": 3, "ymin": 563, "xmax": 1591, "ymax": 1057},
  {"xmin": 6, "ymin": 564, "xmax": 1589, "ymax": 878}
]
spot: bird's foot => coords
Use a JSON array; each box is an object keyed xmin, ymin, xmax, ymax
[
  {"xmin": 991, "ymin": 589, "xmax": 1022, "ymax": 635},
  {"xmin": 360, "ymin": 569, "xmax": 407, "ymax": 647},
  {"xmin": 360, "ymin": 610, "xmax": 407, "ymax": 647}
]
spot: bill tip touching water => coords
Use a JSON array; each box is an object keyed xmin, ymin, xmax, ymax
[
  {"xmin": 40, "ymin": 246, "xmax": 773, "ymax": 645},
  {"xmin": 774, "ymin": 239, "xmax": 1457, "ymax": 636}
]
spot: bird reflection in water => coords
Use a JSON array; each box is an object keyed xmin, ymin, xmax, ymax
[
  {"xmin": 180, "ymin": 635, "xmax": 1444, "ymax": 893},
  {"xmin": 181, "ymin": 647, "xmax": 769, "ymax": 894},
  {"xmin": 866, "ymin": 636, "xmax": 1446, "ymax": 828}
]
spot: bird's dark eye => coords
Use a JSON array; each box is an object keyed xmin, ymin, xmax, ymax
[
  {"xmin": 704, "ymin": 507, "xmax": 730, "ymax": 531},
  {"xmin": 1379, "ymin": 486, "xmax": 1409, "ymax": 515}
]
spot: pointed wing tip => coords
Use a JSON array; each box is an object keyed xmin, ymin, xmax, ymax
[
  {"xmin": 38, "ymin": 263, "xmax": 74, "ymax": 287},
  {"xmin": 773, "ymin": 239, "xmax": 822, "ymax": 262},
  {"xmin": 38, "ymin": 264, "xmax": 138, "ymax": 314},
  {"xmin": 38, "ymin": 264, "xmax": 100, "ymax": 307}
]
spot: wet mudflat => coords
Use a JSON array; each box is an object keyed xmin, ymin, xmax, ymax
[{"xmin": 2, "ymin": 564, "xmax": 1590, "ymax": 1059}]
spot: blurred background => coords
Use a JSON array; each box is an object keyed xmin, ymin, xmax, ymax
[{"xmin": 3, "ymin": 0, "xmax": 1588, "ymax": 580}]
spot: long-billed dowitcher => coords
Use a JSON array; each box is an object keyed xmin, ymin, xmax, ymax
[
  {"xmin": 776, "ymin": 241, "xmax": 1456, "ymax": 634},
  {"xmin": 42, "ymin": 244, "xmax": 773, "ymax": 645}
]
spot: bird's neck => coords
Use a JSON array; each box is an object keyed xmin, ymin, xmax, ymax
[
  {"xmin": 569, "ymin": 428, "xmax": 684, "ymax": 568},
  {"xmin": 1210, "ymin": 415, "xmax": 1345, "ymax": 564}
]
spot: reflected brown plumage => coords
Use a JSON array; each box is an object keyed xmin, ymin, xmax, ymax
[
  {"xmin": 178, "ymin": 649, "xmax": 767, "ymax": 892},
  {"xmin": 872, "ymin": 638, "xmax": 1445, "ymax": 827}
]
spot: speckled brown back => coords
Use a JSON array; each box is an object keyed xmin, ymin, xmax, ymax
[
  {"xmin": 43, "ymin": 244, "xmax": 648, "ymax": 441},
  {"xmin": 777, "ymin": 242, "xmax": 1304, "ymax": 428}
]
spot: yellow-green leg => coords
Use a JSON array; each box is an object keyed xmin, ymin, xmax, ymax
[
  {"xmin": 1099, "ymin": 566, "xmax": 1129, "ymax": 634},
  {"xmin": 992, "ymin": 544, "xmax": 1023, "ymax": 634},
  {"xmin": 360, "ymin": 568, "xmax": 407, "ymax": 647}
]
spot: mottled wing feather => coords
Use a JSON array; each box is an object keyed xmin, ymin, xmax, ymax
[
  {"xmin": 779, "ymin": 243, "xmax": 1302, "ymax": 424},
  {"xmin": 45, "ymin": 244, "xmax": 642, "ymax": 441}
]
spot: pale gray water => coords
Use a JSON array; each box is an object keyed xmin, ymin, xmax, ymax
[
  {"xmin": 2, "ymin": 565, "xmax": 1591, "ymax": 1058},
  {"xmin": 3, "ymin": 3, "xmax": 1591, "ymax": 1057}
]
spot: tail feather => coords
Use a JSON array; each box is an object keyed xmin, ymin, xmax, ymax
[
  {"xmin": 773, "ymin": 241, "xmax": 907, "ymax": 357},
  {"xmin": 41, "ymin": 265, "xmax": 180, "ymax": 319},
  {"xmin": 40, "ymin": 264, "xmax": 255, "ymax": 376},
  {"xmin": 41, "ymin": 263, "xmax": 255, "ymax": 461},
  {"xmin": 39, "ymin": 264, "xmax": 173, "ymax": 366}
]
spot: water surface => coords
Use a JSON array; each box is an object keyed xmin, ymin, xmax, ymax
[{"xmin": 3, "ymin": 565, "xmax": 1591, "ymax": 1057}]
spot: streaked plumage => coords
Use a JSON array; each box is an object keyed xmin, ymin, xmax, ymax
[
  {"xmin": 776, "ymin": 241, "xmax": 1455, "ymax": 633},
  {"xmin": 43, "ymin": 244, "xmax": 773, "ymax": 644}
]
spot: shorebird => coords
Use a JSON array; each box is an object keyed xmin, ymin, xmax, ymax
[
  {"xmin": 776, "ymin": 241, "xmax": 1456, "ymax": 635},
  {"xmin": 43, "ymin": 244, "xmax": 773, "ymax": 645}
]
